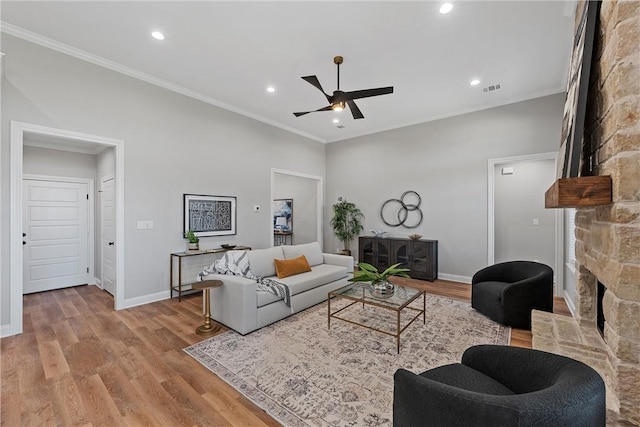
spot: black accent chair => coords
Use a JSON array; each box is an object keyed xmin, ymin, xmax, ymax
[
  {"xmin": 393, "ymin": 345, "xmax": 606, "ymax": 427},
  {"xmin": 471, "ymin": 260, "xmax": 553, "ymax": 329}
]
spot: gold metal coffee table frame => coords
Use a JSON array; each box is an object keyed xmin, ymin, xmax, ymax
[{"xmin": 328, "ymin": 283, "xmax": 426, "ymax": 354}]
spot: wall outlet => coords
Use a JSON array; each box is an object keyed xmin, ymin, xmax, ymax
[
  {"xmin": 253, "ymin": 205, "xmax": 260, "ymax": 212},
  {"xmin": 533, "ymin": 218, "xmax": 539, "ymax": 226}
]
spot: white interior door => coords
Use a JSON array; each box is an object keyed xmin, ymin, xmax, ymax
[
  {"xmin": 101, "ymin": 175, "xmax": 116, "ymax": 295},
  {"xmin": 23, "ymin": 179, "xmax": 90, "ymax": 294}
]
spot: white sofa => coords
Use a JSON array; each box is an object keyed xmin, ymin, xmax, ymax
[{"xmin": 207, "ymin": 242, "xmax": 354, "ymax": 335}]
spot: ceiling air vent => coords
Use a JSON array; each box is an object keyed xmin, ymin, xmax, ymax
[{"xmin": 483, "ymin": 84, "xmax": 502, "ymax": 93}]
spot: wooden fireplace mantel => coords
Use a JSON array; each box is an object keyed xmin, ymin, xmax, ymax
[{"xmin": 545, "ymin": 176, "xmax": 612, "ymax": 208}]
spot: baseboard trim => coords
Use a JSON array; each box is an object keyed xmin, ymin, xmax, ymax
[
  {"xmin": 438, "ymin": 273, "xmax": 472, "ymax": 284},
  {"xmin": 1, "ymin": 322, "xmax": 20, "ymax": 338},
  {"xmin": 564, "ymin": 290, "xmax": 577, "ymax": 317},
  {"xmin": 93, "ymin": 277, "xmax": 102, "ymax": 287},
  {"xmin": 123, "ymin": 290, "xmax": 170, "ymax": 309}
]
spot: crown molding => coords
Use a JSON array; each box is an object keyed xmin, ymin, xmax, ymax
[{"xmin": 0, "ymin": 22, "xmax": 326, "ymax": 143}]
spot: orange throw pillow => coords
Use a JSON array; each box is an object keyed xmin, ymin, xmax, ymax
[{"xmin": 274, "ymin": 255, "xmax": 312, "ymax": 279}]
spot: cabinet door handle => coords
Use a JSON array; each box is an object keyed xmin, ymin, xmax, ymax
[{"xmin": 108, "ymin": 241, "xmax": 115, "ymax": 246}]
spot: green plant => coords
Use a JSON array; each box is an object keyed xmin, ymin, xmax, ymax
[
  {"xmin": 349, "ymin": 262, "xmax": 411, "ymax": 284},
  {"xmin": 330, "ymin": 197, "xmax": 364, "ymax": 251},
  {"xmin": 184, "ymin": 229, "xmax": 199, "ymax": 243}
]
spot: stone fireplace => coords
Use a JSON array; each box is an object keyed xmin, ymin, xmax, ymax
[{"xmin": 533, "ymin": 1, "xmax": 639, "ymax": 425}]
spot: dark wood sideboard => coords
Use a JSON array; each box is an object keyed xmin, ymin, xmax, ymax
[{"xmin": 358, "ymin": 237, "xmax": 438, "ymax": 281}]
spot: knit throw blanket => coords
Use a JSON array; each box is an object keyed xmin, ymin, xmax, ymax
[{"xmin": 198, "ymin": 251, "xmax": 293, "ymax": 310}]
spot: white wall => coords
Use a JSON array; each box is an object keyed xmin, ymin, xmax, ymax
[
  {"xmin": 494, "ymin": 158, "xmax": 556, "ymax": 268},
  {"xmin": 325, "ymin": 93, "xmax": 565, "ymax": 280},
  {"xmin": 23, "ymin": 145, "xmax": 97, "ymax": 179},
  {"xmin": 273, "ymin": 173, "xmax": 318, "ymax": 245},
  {"xmin": 1, "ymin": 34, "xmax": 325, "ymax": 326}
]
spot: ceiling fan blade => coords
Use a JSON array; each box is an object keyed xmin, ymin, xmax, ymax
[
  {"xmin": 293, "ymin": 105, "xmax": 333, "ymax": 117},
  {"xmin": 301, "ymin": 75, "xmax": 331, "ymax": 102},
  {"xmin": 346, "ymin": 100, "xmax": 364, "ymax": 120},
  {"xmin": 342, "ymin": 86, "xmax": 394, "ymax": 101}
]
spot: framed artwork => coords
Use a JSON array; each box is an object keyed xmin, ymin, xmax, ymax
[
  {"xmin": 183, "ymin": 194, "xmax": 236, "ymax": 237},
  {"xmin": 273, "ymin": 199, "xmax": 293, "ymax": 232},
  {"xmin": 558, "ymin": 0, "xmax": 599, "ymax": 178}
]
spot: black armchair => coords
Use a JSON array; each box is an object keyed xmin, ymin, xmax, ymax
[
  {"xmin": 393, "ymin": 345, "xmax": 606, "ymax": 427},
  {"xmin": 471, "ymin": 260, "xmax": 553, "ymax": 329}
]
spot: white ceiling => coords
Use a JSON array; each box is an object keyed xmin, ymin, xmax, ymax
[{"xmin": 1, "ymin": 1, "xmax": 575, "ymax": 143}]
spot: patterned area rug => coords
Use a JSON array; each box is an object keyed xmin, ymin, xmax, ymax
[{"xmin": 184, "ymin": 294, "xmax": 510, "ymax": 427}]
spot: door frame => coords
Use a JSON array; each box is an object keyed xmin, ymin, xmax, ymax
[
  {"xmin": 23, "ymin": 174, "xmax": 95, "ymax": 291},
  {"xmin": 100, "ymin": 173, "xmax": 115, "ymax": 293},
  {"xmin": 7, "ymin": 121, "xmax": 125, "ymax": 337},
  {"xmin": 487, "ymin": 152, "xmax": 564, "ymax": 296},
  {"xmin": 270, "ymin": 168, "xmax": 324, "ymax": 248}
]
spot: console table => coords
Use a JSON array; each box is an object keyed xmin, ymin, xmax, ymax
[
  {"xmin": 358, "ymin": 237, "xmax": 438, "ymax": 281},
  {"xmin": 274, "ymin": 231, "xmax": 293, "ymax": 246},
  {"xmin": 170, "ymin": 246, "xmax": 250, "ymax": 301}
]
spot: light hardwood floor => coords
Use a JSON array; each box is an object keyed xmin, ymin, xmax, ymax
[{"xmin": 1, "ymin": 279, "xmax": 569, "ymax": 426}]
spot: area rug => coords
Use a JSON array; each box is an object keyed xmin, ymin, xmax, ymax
[{"xmin": 184, "ymin": 294, "xmax": 510, "ymax": 427}]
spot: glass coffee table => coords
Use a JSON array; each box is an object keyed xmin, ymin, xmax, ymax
[{"xmin": 328, "ymin": 283, "xmax": 425, "ymax": 354}]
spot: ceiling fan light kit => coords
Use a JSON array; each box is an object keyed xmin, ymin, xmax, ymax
[{"xmin": 293, "ymin": 55, "xmax": 393, "ymax": 120}]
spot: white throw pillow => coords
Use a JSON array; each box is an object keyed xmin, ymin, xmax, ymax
[
  {"xmin": 282, "ymin": 242, "xmax": 323, "ymax": 267},
  {"xmin": 248, "ymin": 246, "xmax": 284, "ymax": 278}
]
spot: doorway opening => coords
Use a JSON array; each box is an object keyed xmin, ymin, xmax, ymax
[
  {"xmin": 6, "ymin": 121, "xmax": 125, "ymax": 337},
  {"xmin": 270, "ymin": 169, "xmax": 323, "ymax": 248},
  {"xmin": 487, "ymin": 152, "xmax": 563, "ymax": 295}
]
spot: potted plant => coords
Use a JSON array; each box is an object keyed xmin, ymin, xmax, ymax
[
  {"xmin": 184, "ymin": 229, "xmax": 200, "ymax": 251},
  {"xmin": 330, "ymin": 197, "xmax": 364, "ymax": 256},
  {"xmin": 349, "ymin": 262, "xmax": 411, "ymax": 296}
]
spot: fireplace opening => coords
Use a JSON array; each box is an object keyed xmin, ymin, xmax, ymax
[{"xmin": 597, "ymin": 281, "xmax": 606, "ymax": 337}]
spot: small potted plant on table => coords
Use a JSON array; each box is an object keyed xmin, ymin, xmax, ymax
[
  {"xmin": 184, "ymin": 229, "xmax": 200, "ymax": 251},
  {"xmin": 349, "ymin": 262, "xmax": 411, "ymax": 297}
]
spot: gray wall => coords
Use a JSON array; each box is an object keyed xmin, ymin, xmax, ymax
[
  {"xmin": 494, "ymin": 158, "xmax": 556, "ymax": 268},
  {"xmin": 325, "ymin": 93, "xmax": 565, "ymax": 280},
  {"xmin": 1, "ymin": 35, "xmax": 325, "ymax": 326},
  {"xmin": 273, "ymin": 173, "xmax": 318, "ymax": 245},
  {"xmin": 23, "ymin": 145, "xmax": 97, "ymax": 179}
]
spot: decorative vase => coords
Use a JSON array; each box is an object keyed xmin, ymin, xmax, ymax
[
  {"xmin": 369, "ymin": 279, "xmax": 395, "ymax": 298},
  {"xmin": 188, "ymin": 242, "xmax": 199, "ymax": 251}
]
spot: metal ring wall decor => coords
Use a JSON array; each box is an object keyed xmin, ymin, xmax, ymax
[{"xmin": 380, "ymin": 190, "xmax": 423, "ymax": 229}]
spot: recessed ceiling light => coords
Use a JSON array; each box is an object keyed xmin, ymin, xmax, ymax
[
  {"xmin": 439, "ymin": 3, "xmax": 453, "ymax": 14},
  {"xmin": 151, "ymin": 31, "xmax": 165, "ymax": 41},
  {"xmin": 470, "ymin": 79, "xmax": 480, "ymax": 86},
  {"xmin": 332, "ymin": 118, "xmax": 340, "ymax": 124},
  {"xmin": 266, "ymin": 86, "xmax": 276, "ymax": 93}
]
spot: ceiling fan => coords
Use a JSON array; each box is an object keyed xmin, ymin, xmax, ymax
[{"xmin": 293, "ymin": 56, "xmax": 394, "ymax": 120}]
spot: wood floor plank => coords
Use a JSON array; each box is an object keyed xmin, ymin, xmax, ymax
[
  {"xmin": 38, "ymin": 339, "xmax": 71, "ymax": 380},
  {"xmin": 130, "ymin": 371, "xmax": 194, "ymax": 427},
  {"xmin": 0, "ymin": 391, "xmax": 21, "ymax": 426},
  {"xmin": 48, "ymin": 373, "xmax": 90, "ymax": 426},
  {"xmin": 97, "ymin": 364, "xmax": 163, "ymax": 426},
  {"xmin": 1, "ymin": 280, "xmax": 572, "ymax": 427},
  {"xmin": 162, "ymin": 374, "xmax": 231, "ymax": 427},
  {"xmin": 19, "ymin": 384, "xmax": 57, "ymax": 427},
  {"xmin": 77, "ymin": 373, "xmax": 124, "ymax": 426},
  {"xmin": 52, "ymin": 319, "xmax": 80, "ymax": 351}
]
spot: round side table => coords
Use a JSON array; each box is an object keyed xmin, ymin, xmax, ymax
[{"xmin": 191, "ymin": 280, "xmax": 223, "ymax": 336}]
